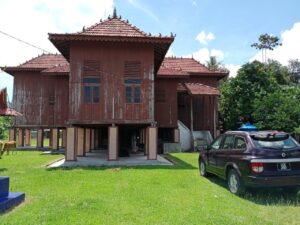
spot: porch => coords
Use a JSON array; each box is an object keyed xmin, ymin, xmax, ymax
[{"xmin": 48, "ymin": 150, "xmax": 172, "ymax": 168}]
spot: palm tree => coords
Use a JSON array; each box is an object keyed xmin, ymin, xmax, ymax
[{"xmin": 206, "ymin": 56, "xmax": 222, "ymax": 71}]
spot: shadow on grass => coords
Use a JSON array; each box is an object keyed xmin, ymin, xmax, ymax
[
  {"xmin": 0, "ymin": 168, "xmax": 8, "ymax": 172},
  {"xmin": 46, "ymin": 154, "xmax": 197, "ymax": 172},
  {"xmin": 205, "ymin": 175, "xmax": 300, "ymax": 206}
]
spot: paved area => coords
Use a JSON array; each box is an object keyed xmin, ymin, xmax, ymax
[{"xmin": 48, "ymin": 150, "xmax": 173, "ymax": 168}]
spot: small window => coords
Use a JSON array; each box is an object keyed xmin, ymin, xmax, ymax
[
  {"xmin": 93, "ymin": 86, "xmax": 100, "ymax": 103},
  {"xmin": 222, "ymin": 135, "xmax": 234, "ymax": 150},
  {"xmin": 211, "ymin": 135, "xmax": 223, "ymax": 151},
  {"xmin": 134, "ymin": 87, "xmax": 141, "ymax": 103},
  {"xmin": 125, "ymin": 79, "xmax": 142, "ymax": 84},
  {"xmin": 84, "ymin": 86, "xmax": 91, "ymax": 103},
  {"xmin": 126, "ymin": 86, "xmax": 132, "ymax": 103}
]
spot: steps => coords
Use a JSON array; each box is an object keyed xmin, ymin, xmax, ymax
[{"xmin": 0, "ymin": 176, "xmax": 25, "ymax": 213}]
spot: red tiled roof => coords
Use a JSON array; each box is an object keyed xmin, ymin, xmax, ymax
[
  {"xmin": 0, "ymin": 88, "xmax": 7, "ymax": 109},
  {"xmin": 41, "ymin": 64, "xmax": 70, "ymax": 75},
  {"xmin": 157, "ymin": 57, "xmax": 228, "ymax": 78},
  {"xmin": 158, "ymin": 65, "xmax": 189, "ymax": 77},
  {"xmin": 0, "ymin": 108, "xmax": 22, "ymax": 117},
  {"xmin": 2, "ymin": 54, "xmax": 68, "ymax": 74},
  {"xmin": 18, "ymin": 54, "xmax": 67, "ymax": 69},
  {"xmin": 184, "ymin": 83, "xmax": 220, "ymax": 96},
  {"xmin": 0, "ymin": 88, "xmax": 22, "ymax": 116},
  {"xmin": 177, "ymin": 83, "xmax": 187, "ymax": 92}
]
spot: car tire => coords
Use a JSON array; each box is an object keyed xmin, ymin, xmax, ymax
[
  {"xmin": 227, "ymin": 169, "xmax": 245, "ymax": 196},
  {"xmin": 199, "ymin": 161, "xmax": 208, "ymax": 177}
]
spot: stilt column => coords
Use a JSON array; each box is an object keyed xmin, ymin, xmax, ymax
[
  {"xmin": 37, "ymin": 129, "xmax": 44, "ymax": 148},
  {"xmin": 9, "ymin": 129, "xmax": 15, "ymax": 141},
  {"xmin": 76, "ymin": 128, "xmax": 85, "ymax": 156},
  {"xmin": 51, "ymin": 128, "xmax": 59, "ymax": 150},
  {"xmin": 108, "ymin": 126, "xmax": 118, "ymax": 161},
  {"xmin": 17, "ymin": 128, "xmax": 24, "ymax": 147},
  {"xmin": 66, "ymin": 127, "xmax": 76, "ymax": 161},
  {"xmin": 25, "ymin": 129, "xmax": 31, "ymax": 146},
  {"xmin": 85, "ymin": 128, "xmax": 91, "ymax": 153},
  {"xmin": 174, "ymin": 128, "xmax": 180, "ymax": 143},
  {"xmin": 91, "ymin": 129, "xmax": 95, "ymax": 150},
  {"xmin": 147, "ymin": 126, "xmax": 157, "ymax": 160},
  {"xmin": 62, "ymin": 129, "xmax": 67, "ymax": 148}
]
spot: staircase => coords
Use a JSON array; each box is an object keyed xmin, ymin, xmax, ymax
[
  {"xmin": 0, "ymin": 176, "xmax": 25, "ymax": 213},
  {"xmin": 178, "ymin": 120, "xmax": 213, "ymax": 151}
]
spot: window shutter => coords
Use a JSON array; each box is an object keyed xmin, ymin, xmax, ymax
[
  {"xmin": 124, "ymin": 61, "xmax": 141, "ymax": 78},
  {"xmin": 83, "ymin": 60, "xmax": 101, "ymax": 77}
]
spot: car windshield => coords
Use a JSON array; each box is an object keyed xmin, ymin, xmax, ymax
[{"xmin": 251, "ymin": 135, "xmax": 299, "ymax": 150}]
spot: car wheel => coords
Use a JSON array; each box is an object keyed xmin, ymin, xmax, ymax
[
  {"xmin": 227, "ymin": 169, "xmax": 245, "ymax": 195},
  {"xmin": 199, "ymin": 161, "xmax": 208, "ymax": 177}
]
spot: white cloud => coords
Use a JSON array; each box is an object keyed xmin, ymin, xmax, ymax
[
  {"xmin": 225, "ymin": 64, "xmax": 241, "ymax": 77},
  {"xmin": 0, "ymin": 0, "xmax": 114, "ymax": 99},
  {"xmin": 196, "ymin": 31, "xmax": 215, "ymax": 45},
  {"xmin": 185, "ymin": 48, "xmax": 225, "ymax": 64},
  {"xmin": 250, "ymin": 22, "xmax": 300, "ymax": 65}
]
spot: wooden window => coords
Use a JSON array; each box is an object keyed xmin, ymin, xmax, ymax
[
  {"xmin": 134, "ymin": 87, "xmax": 141, "ymax": 103},
  {"xmin": 155, "ymin": 89, "xmax": 165, "ymax": 103},
  {"xmin": 124, "ymin": 61, "xmax": 141, "ymax": 78},
  {"xmin": 125, "ymin": 79, "xmax": 141, "ymax": 104},
  {"xmin": 126, "ymin": 86, "xmax": 132, "ymax": 103},
  {"xmin": 83, "ymin": 77, "xmax": 100, "ymax": 104}
]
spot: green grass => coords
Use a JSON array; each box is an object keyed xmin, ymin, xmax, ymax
[{"xmin": 1, "ymin": 152, "xmax": 300, "ymax": 225}]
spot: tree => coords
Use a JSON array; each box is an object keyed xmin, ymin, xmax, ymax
[
  {"xmin": 0, "ymin": 116, "xmax": 12, "ymax": 140},
  {"xmin": 288, "ymin": 59, "xmax": 300, "ymax": 84},
  {"xmin": 266, "ymin": 59, "xmax": 292, "ymax": 85},
  {"xmin": 253, "ymin": 87, "xmax": 300, "ymax": 132},
  {"xmin": 206, "ymin": 56, "xmax": 228, "ymax": 72},
  {"xmin": 219, "ymin": 60, "xmax": 279, "ymax": 130},
  {"xmin": 251, "ymin": 33, "xmax": 282, "ymax": 63}
]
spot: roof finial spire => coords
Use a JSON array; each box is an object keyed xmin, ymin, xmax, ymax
[{"xmin": 113, "ymin": 7, "xmax": 117, "ymax": 18}]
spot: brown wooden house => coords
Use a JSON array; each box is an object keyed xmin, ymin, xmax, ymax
[{"xmin": 2, "ymin": 12, "xmax": 227, "ymax": 161}]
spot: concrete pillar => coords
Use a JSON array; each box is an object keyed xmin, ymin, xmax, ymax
[
  {"xmin": 145, "ymin": 128, "xmax": 149, "ymax": 156},
  {"xmin": 66, "ymin": 127, "xmax": 76, "ymax": 161},
  {"xmin": 174, "ymin": 128, "xmax": 180, "ymax": 143},
  {"xmin": 85, "ymin": 128, "xmax": 91, "ymax": 153},
  {"xmin": 91, "ymin": 129, "xmax": 95, "ymax": 150},
  {"xmin": 17, "ymin": 128, "xmax": 24, "ymax": 147},
  {"xmin": 94, "ymin": 129, "xmax": 99, "ymax": 149},
  {"xmin": 37, "ymin": 129, "xmax": 44, "ymax": 148},
  {"xmin": 76, "ymin": 128, "xmax": 85, "ymax": 156},
  {"xmin": 51, "ymin": 128, "xmax": 59, "ymax": 150},
  {"xmin": 147, "ymin": 126, "xmax": 157, "ymax": 160},
  {"xmin": 108, "ymin": 126, "xmax": 118, "ymax": 160},
  {"xmin": 9, "ymin": 129, "xmax": 15, "ymax": 141},
  {"xmin": 62, "ymin": 129, "xmax": 67, "ymax": 148},
  {"xmin": 25, "ymin": 129, "xmax": 31, "ymax": 146}
]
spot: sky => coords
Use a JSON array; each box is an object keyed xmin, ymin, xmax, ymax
[{"xmin": 1, "ymin": 0, "xmax": 300, "ymax": 100}]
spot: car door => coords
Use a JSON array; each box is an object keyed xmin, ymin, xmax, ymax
[
  {"xmin": 207, "ymin": 135, "xmax": 224, "ymax": 174},
  {"xmin": 215, "ymin": 135, "xmax": 235, "ymax": 177}
]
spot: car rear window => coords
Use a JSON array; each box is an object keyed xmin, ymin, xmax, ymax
[{"xmin": 251, "ymin": 133, "xmax": 299, "ymax": 150}]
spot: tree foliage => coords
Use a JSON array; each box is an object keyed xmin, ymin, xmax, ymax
[
  {"xmin": 253, "ymin": 87, "xmax": 300, "ymax": 132},
  {"xmin": 288, "ymin": 59, "xmax": 300, "ymax": 84},
  {"xmin": 206, "ymin": 56, "xmax": 229, "ymax": 72},
  {"xmin": 251, "ymin": 33, "xmax": 282, "ymax": 62},
  {"xmin": 0, "ymin": 116, "xmax": 12, "ymax": 140},
  {"xmin": 219, "ymin": 60, "xmax": 299, "ymax": 132}
]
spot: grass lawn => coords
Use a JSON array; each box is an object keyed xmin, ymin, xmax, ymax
[{"xmin": 0, "ymin": 152, "xmax": 300, "ymax": 225}]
